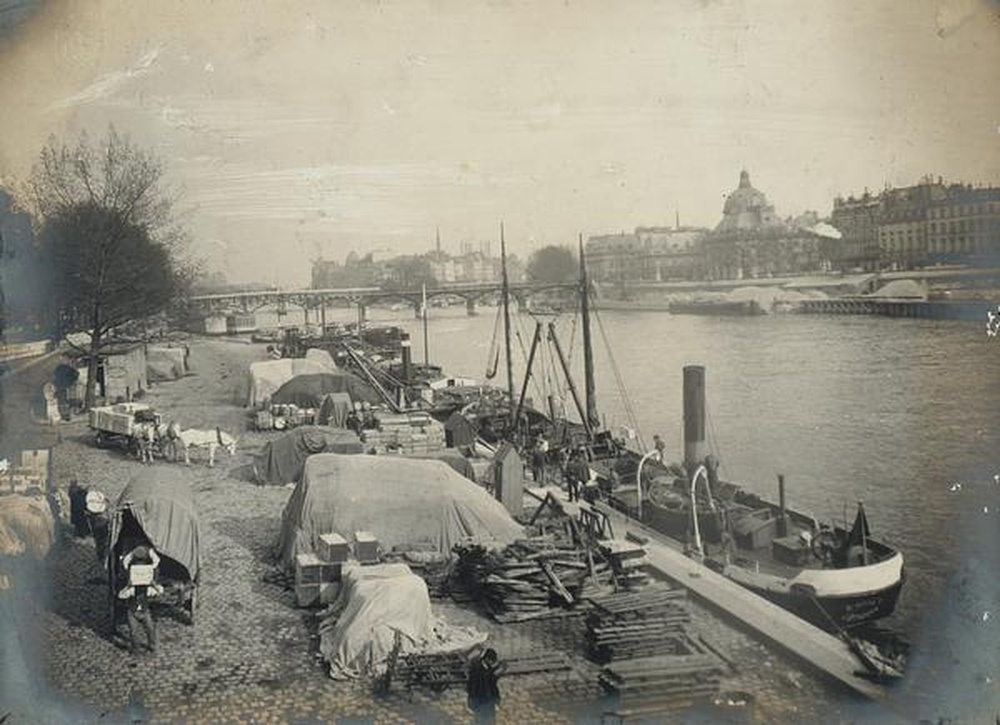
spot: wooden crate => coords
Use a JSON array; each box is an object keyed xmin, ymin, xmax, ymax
[
  {"xmin": 319, "ymin": 533, "xmax": 349, "ymax": 563},
  {"xmin": 354, "ymin": 531, "xmax": 379, "ymax": 563}
]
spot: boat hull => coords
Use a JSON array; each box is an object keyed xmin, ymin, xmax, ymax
[{"xmin": 735, "ymin": 577, "xmax": 904, "ymax": 632}]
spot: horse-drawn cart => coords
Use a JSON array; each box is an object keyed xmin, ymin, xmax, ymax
[
  {"xmin": 89, "ymin": 402, "xmax": 163, "ymax": 457},
  {"xmin": 107, "ymin": 469, "xmax": 201, "ymax": 632}
]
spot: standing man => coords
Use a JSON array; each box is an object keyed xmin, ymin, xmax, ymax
[
  {"xmin": 531, "ymin": 435, "xmax": 549, "ymax": 485},
  {"xmin": 467, "ymin": 647, "xmax": 504, "ymax": 724},
  {"xmin": 653, "ymin": 434, "xmax": 666, "ymax": 462},
  {"xmin": 565, "ymin": 448, "xmax": 589, "ymax": 503},
  {"xmin": 117, "ymin": 544, "xmax": 163, "ymax": 654}
]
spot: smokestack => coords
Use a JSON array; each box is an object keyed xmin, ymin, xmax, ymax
[
  {"xmin": 777, "ymin": 474, "xmax": 788, "ymax": 537},
  {"xmin": 683, "ymin": 365, "xmax": 706, "ymax": 471},
  {"xmin": 400, "ymin": 332, "xmax": 412, "ymax": 384}
]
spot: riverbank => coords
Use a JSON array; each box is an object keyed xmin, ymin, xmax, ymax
[{"xmin": 5, "ymin": 336, "xmax": 885, "ymax": 722}]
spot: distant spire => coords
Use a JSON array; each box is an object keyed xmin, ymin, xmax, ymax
[
  {"xmin": 675, "ymin": 210, "xmax": 680, "ymax": 230},
  {"xmin": 739, "ymin": 169, "xmax": 751, "ymax": 188},
  {"xmin": 435, "ymin": 226, "xmax": 441, "ymax": 253}
]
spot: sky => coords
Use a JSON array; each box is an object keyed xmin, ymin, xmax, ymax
[{"xmin": 0, "ymin": 0, "xmax": 998, "ymax": 286}]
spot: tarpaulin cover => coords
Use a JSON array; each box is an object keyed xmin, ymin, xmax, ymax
[
  {"xmin": 317, "ymin": 393, "xmax": 353, "ymax": 427},
  {"xmin": 271, "ymin": 372, "xmax": 381, "ymax": 408},
  {"xmin": 253, "ymin": 426, "xmax": 363, "ymax": 485},
  {"xmin": 305, "ymin": 348, "xmax": 337, "ymax": 370},
  {"xmin": 278, "ymin": 454, "xmax": 523, "ymax": 568},
  {"xmin": 0, "ymin": 495, "xmax": 55, "ymax": 558},
  {"xmin": 246, "ymin": 359, "xmax": 331, "ymax": 407},
  {"xmin": 146, "ymin": 346, "xmax": 187, "ymax": 382},
  {"xmin": 110, "ymin": 467, "xmax": 200, "ymax": 582},
  {"xmin": 444, "ymin": 411, "xmax": 477, "ymax": 448},
  {"xmin": 319, "ymin": 563, "xmax": 487, "ymax": 679},
  {"xmin": 405, "ymin": 449, "xmax": 477, "ymax": 481}
]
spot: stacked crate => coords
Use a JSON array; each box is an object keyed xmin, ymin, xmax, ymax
[{"xmin": 365, "ymin": 412, "xmax": 446, "ymax": 454}]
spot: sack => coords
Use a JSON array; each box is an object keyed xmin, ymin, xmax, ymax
[{"xmin": 129, "ymin": 564, "xmax": 155, "ymax": 586}]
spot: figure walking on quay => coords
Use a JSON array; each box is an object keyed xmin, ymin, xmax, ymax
[
  {"xmin": 467, "ymin": 647, "xmax": 504, "ymax": 724},
  {"xmin": 117, "ymin": 544, "xmax": 163, "ymax": 654}
]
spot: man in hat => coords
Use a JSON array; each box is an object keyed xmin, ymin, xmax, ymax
[{"xmin": 564, "ymin": 448, "xmax": 589, "ymax": 503}]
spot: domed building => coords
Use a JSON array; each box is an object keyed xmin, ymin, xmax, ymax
[
  {"xmin": 715, "ymin": 170, "xmax": 784, "ymax": 233},
  {"xmin": 703, "ymin": 169, "xmax": 832, "ymax": 280}
]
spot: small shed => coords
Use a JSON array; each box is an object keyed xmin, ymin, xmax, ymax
[
  {"xmin": 68, "ymin": 343, "xmax": 148, "ymax": 404},
  {"xmin": 492, "ymin": 442, "xmax": 523, "ymax": 518}
]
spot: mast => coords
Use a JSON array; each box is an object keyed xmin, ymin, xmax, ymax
[
  {"xmin": 501, "ymin": 223, "xmax": 516, "ymax": 430},
  {"xmin": 579, "ymin": 235, "xmax": 598, "ymax": 432},
  {"xmin": 514, "ymin": 322, "xmax": 542, "ymax": 425},
  {"xmin": 548, "ymin": 322, "xmax": 592, "ymax": 440}
]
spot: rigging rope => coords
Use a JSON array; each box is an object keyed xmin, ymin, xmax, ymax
[{"xmin": 592, "ymin": 306, "xmax": 645, "ymax": 449}]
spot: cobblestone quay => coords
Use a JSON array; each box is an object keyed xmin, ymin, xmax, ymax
[{"xmin": 9, "ymin": 337, "xmax": 859, "ymax": 723}]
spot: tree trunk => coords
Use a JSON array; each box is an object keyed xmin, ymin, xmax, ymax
[{"xmin": 85, "ymin": 329, "xmax": 102, "ymax": 410}]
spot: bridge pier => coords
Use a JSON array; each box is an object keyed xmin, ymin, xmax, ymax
[
  {"xmin": 357, "ymin": 302, "xmax": 367, "ymax": 329},
  {"xmin": 465, "ymin": 298, "xmax": 477, "ymax": 316},
  {"xmin": 414, "ymin": 303, "xmax": 424, "ymax": 320}
]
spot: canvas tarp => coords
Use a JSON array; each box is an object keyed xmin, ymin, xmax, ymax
[
  {"xmin": 110, "ymin": 467, "xmax": 200, "ymax": 582},
  {"xmin": 253, "ymin": 426, "xmax": 363, "ymax": 485},
  {"xmin": 146, "ymin": 345, "xmax": 187, "ymax": 382},
  {"xmin": 319, "ymin": 563, "xmax": 486, "ymax": 679},
  {"xmin": 278, "ymin": 454, "xmax": 523, "ymax": 568},
  {"xmin": 305, "ymin": 348, "xmax": 337, "ymax": 370},
  {"xmin": 317, "ymin": 393, "xmax": 353, "ymax": 427},
  {"xmin": 405, "ymin": 449, "xmax": 477, "ymax": 481},
  {"xmin": 247, "ymin": 359, "xmax": 331, "ymax": 407},
  {"xmin": 271, "ymin": 372, "xmax": 381, "ymax": 408},
  {"xmin": 0, "ymin": 495, "xmax": 55, "ymax": 558}
]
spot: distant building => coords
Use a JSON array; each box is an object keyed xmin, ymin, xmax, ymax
[
  {"xmin": 586, "ymin": 226, "xmax": 707, "ymax": 284},
  {"xmin": 830, "ymin": 191, "xmax": 881, "ymax": 271},
  {"xmin": 701, "ymin": 170, "xmax": 830, "ymax": 280},
  {"xmin": 831, "ymin": 178, "xmax": 1000, "ymax": 271}
]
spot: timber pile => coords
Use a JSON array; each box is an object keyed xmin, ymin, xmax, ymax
[
  {"xmin": 599, "ymin": 652, "xmax": 725, "ymax": 715},
  {"xmin": 366, "ymin": 412, "xmax": 446, "ymax": 454},
  {"xmin": 585, "ymin": 585, "xmax": 691, "ymax": 663},
  {"xmin": 394, "ymin": 650, "xmax": 572, "ymax": 691},
  {"xmin": 451, "ymin": 537, "xmax": 608, "ymax": 622}
]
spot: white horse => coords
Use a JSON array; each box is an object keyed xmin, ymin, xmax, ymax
[
  {"xmin": 135, "ymin": 422, "xmax": 172, "ymax": 464},
  {"xmin": 166, "ymin": 423, "xmax": 238, "ymax": 467}
]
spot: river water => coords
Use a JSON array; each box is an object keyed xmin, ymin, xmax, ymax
[{"xmin": 258, "ymin": 303, "xmax": 1000, "ymax": 717}]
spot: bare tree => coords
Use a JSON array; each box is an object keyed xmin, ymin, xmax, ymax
[{"xmin": 26, "ymin": 127, "xmax": 190, "ymax": 408}]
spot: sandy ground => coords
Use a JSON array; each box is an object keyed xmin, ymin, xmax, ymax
[{"xmin": 0, "ymin": 336, "xmax": 872, "ymax": 724}]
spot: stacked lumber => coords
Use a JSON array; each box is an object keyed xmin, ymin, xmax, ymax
[
  {"xmin": 597, "ymin": 538, "xmax": 649, "ymax": 589},
  {"xmin": 585, "ymin": 585, "xmax": 691, "ymax": 663},
  {"xmin": 451, "ymin": 537, "xmax": 606, "ymax": 622},
  {"xmin": 394, "ymin": 650, "xmax": 572, "ymax": 690},
  {"xmin": 366, "ymin": 412, "xmax": 446, "ymax": 454},
  {"xmin": 599, "ymin": 651, "xmax": 725, "ymax": 714}
]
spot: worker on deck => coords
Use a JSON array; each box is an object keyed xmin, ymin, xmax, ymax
[{"xmin": 653, "ymin": 434, "xmax": 666, "ymax": 462}]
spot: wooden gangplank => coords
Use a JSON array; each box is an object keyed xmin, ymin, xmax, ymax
[{"xmin": 593, "ymin": 502, "xmax": 887, "ymax": 702}]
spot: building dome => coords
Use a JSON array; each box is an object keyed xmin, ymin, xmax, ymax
[{"xmin": 715, "ymin": 170, "xmax": 783, "ymax": 232}]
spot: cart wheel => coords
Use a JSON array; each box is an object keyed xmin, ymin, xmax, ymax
[{"xmin": 95, "ymin": 431, "xmax": 109, "ymax": 449}]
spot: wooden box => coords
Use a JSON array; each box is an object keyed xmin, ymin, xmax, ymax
[
  {"xmin": 318, "ymin": 533, "xmax": 349, "ymax": 563},
  {"xmin": 296, "ymin": 581, "xmax": 340, "ymax": 608},
  {"xmin": 295, "ymin": 553, "xmax": 326, "ymax": 584},
  {"xmin": 354, "ymin": 531, "xmax": 379, "ymax": 563},
  {"xmin": 129, "ymin": 564, "xmax": 155, "ymax": 586}
]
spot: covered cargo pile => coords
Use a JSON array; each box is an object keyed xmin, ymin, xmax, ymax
[
  {"xmin": 252, "ymin": 426, "xmax": 363, "ymax": 485},
  {"xmin": 316, "ymin": 392, "xmax": 353, "ymax": 427},
  {"xmin": 318, "ymin": 562, "xmax": 486, "ymax": 680},
  {"xmin": 404, "ymin": 449, "xmax": 476, "ymax": 482},
  {"xmin": 364, "ymin": 411, "xmax": 446, "ymax": 454},
  {"xmin": 271, "ymin": 372, "xmax": 381, "ymax": 409},
  {"xmin": 246, "ymin": 359, "xmax": 332, "ymax": 407},
  {"xmin": 278, "ymin": 454, "xmax": 523, "ymax": 569},
  {"xmin": 0, "ymin": 494, "xmax": 56, "ymax": 558},
  {"xmin": 146, "ymin": 345, "xmax": 189, "ymax": 382}
]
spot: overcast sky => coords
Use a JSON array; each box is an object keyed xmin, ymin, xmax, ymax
[{"xmin": 1, "ymin": 0, "xmax": 998, "ymax": 285}]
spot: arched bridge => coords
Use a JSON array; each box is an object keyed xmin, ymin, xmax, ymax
[{"xmin": 188, "ymin": 281, "xmax": 578, "ymax": 323}]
